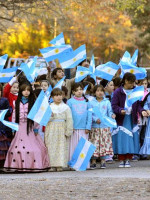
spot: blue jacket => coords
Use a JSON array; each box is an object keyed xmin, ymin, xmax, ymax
[
  {"xmin": 90, "ymin": 97, "xmax": 114, "ymax": 128},
  {"xmin": 67, "ymin": 97, "xmax": 92, "ymax": 130}
]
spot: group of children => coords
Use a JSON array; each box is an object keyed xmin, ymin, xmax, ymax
[{"xmin": 0, "ymin": 63, "xmax": 150, "ymax": 172}]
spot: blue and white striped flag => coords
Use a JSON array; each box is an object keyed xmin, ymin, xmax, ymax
[
  {"xmin": 120, "ymin": 63, "xmax": 146, "ymax": 80},
  {"xmin": 45, "ymin": 85, "xmax": 52, "ymax": 99},
  {"xmin": 40, "ymin": 45, "xmax": 72, "ymax": 63},
  {"xmin": 89, "ymin": 55, "xmax": 96, "ymax": 82},
  {"xmin": 75, "ymin": 66, "xmax": 91, "ymax": 82},
  {"xmin": 94, "ymin": 62, "xmax": 119, "ymax": 81},
  {"xmin": 131, "ymin": 49, "xmax": 138, "ymax": 66},
  {"xmin": 68, "ymin": 137, "xmax": 96, "ymax": 171},
  {"xmin": 53, "ymin": 76, "xmax": 66, "ymax": 89},
  {"xmin": 28, "ymin": 90, "xmax": 52, "ymax": 126},
  {"xmin": 83, "ymin": 84, "xmax": 89, "ymax": 95},
  {"xmin": 0, "ymin": 109, "xmax": 19, "ymax": 131},
  {"xmin": 49, "ymin": 32, "xmax": 65, "ymax": 45},
  {"xmin": 126, "ymin": 86, "xmax": 144, "ymax": 107},
  {"xmin": 92, "ymin": 107, "xmax": 117, "ymax": 128},
  {"xmin": 0, "ymin": 54, "xmax": 8, "ymax": 71},
  {"xmin": 0, "ymin": 67, "xmax": 18, "ymax": 83},
  {"xmin": 59, "ymin": 44, "xmax": 86, "ymax": 69},
  {"xmin": 120, "ymin": 51, "xmax": 131, "ymax": 65}
]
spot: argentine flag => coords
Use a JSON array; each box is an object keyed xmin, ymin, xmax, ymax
[
  {"xmin": 0, "ymin": 54, "xmax": 8, "ymax": 71},
  {"xmin": 92, "ymin": 107, "xmax": 117, "ymax": 128},
  {"xmin": 131, "ymin": 49, "xmax": 138, "ymax": 66},
  {"xmin": 45, "ymin": 85, "xmax": 52, "ymax": 99},
  {"xmin": 75, "ymin": 66, "xmax": 91, "ymax": 82},
  {"xmin": 0, "ymin": 67, "xmax": 18, "ymax": 83},
  {"xmin": 59, "ymin": 44, "xmax": 86, "ymax": 69},
  {"xmin": 126, "ymin": 86, "xmax": 144, "ymax": 107},
  {"xmin": 53, "ymin": 76, "xmax": 66, "ymax": 89},
  {"xmin": 68, "ymin": 137, "xmax": 96, "ymax": 171},
  {"xmin": 89, "ymin": 55, "xmax": 96, "ymax": 82},
  {"xmin": 40, "ymin": 45, "xmax": 72, "ymax": 63},
  {"xmin": 49, "ymin": 32, "xmax": 65, "ymax": 45},
  {"xmin": 95, "ymin": 62, "xmax": 119, "ymax": 81},
  {"xmin": 120, "ymin": 62, "xmax": 146, "ymax": 80},
  {"xmin": 120, "ymin": 51, "xmax": 131, "ymax": 65},
  {"xmin": 28, "ymin": 90, "xmax": 52, "ymax": 126},
  {"xmin": 0, "ymin": 109, "xmax": 19, "ymax": 131}
]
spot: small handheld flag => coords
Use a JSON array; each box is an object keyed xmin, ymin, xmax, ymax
[
  {"xmin": 53, "ymin": 76, "xmax": 66, "ymax": 89},
  {"xmin": 0, "ymin": 67, "xmax": 18, "ymax": 83},
  {"xmin": 68, "ymin": 137, "xmax": 96, "ymax": 171},
  {"xmin": 0, "ymin": 54, "xmax": 8, "ymax": 71},
  {"xmin": 75, "ymin": 66, "xmax": 91, "ymax": 82},
  {"xmin": 49, "ymin": 32, "xmax": 65, "ymax": 46}
]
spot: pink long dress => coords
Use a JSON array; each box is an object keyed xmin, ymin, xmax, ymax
[{"xmin": 4, "ymin": 102, "xmax": 50, "ymax": 171}]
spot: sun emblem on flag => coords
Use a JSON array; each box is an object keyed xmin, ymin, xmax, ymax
[
  {"xmin": 80, "ymin": 153, "xmax": 85, "ymax": 159},
  {"xmin": 41, "ymin": 106, "xmax": 45, "ymax": 111},
  {"xmin": 2, "ymin": 74, "xmax": 6, "ymax": 77},
  {"xmin": 73, "ymin": 58, "xmax": 77, "ymax": 62},
  {"xmin": 80, "ymin": 72, "xmax": 84, "ymax": 76},
  {"xmin": 130, "ymin": 69, "xmax": 134, "ymax": 74},
  {"xmin": 128, "ymin": 95, "xmax": 131, "ymax": 99},
  {"xmin": 55, "ymin": 49, "xmax": 59, "ymax": 54},
  {"xmin": 107, "ymin": 68, "xmax": 111, "ymax": 73}
]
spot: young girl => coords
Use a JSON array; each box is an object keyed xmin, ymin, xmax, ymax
[
  {"xmin": 0, "ymin": 84, "xmax": 13, "ymax": 169},
  {"xmin": 3, "ymin": 76, "xmax": 19, "ymax": 121},
  {"xmin": 45, "ymin": 88, "xmax": 73, "ymax": 172},
  {"xmin": 4, "ymin": 84, "xmax": 50, "ymax": 171},
  {"xmin": 67, "ymin": 82, "xmax": 92, "ymax": 160},
  {"xmin": 100, "ymin": 79, "xmax": 114, "ymax": 102},
  {"xmin": 90, "ymin": 85, "xmax": 115, "ymax": 169},
  {"xmin": 40, "ymin": 80, "xmax": 49, "ymax": 92},
  {"xmin": 46, "ymin": 67, "xmax": 74, "ymax": 99},
  {"xmin": 111, "ymin": 73, "xmax": 147, "ymax": 168}
]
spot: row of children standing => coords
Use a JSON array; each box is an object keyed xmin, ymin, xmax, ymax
[{"xmin": 0, "ymin": 64, "xmax": 150, "ymax": 172}]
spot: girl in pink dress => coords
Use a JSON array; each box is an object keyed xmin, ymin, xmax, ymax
[{"xmin": 4, "ymin": 83, "xmax": 50, "ymax": 172}]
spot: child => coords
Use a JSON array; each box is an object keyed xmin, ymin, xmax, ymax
[
  {"xmin": 90, "ymin": 85, "xmax": 115, "ymax": 169},
  {"xmin": 3, "ymin": 76, "xmax": 19, "ymax": 121},
  {"xmin": 111, "ymin": 73, "xmax": 147, "ymax": 168},
  {"xmin": 4, "ymin": 83, "xmax": 50, "ymax": 171},
  {"xmin": 46, "ymin": 67, "xmax": 74, "ymax": 99},
  {"xmin": 45, "ymin": 88, "xmax": 73, "ymax": 172},
  {"xmin": 0, "ymin": 84, "xmax": 13, "ymax": 169},
  {"xmin": 100, "ymin": 79, "xmax": 114, "ymax": 102},
  {"xmin": 40, "ymin": 80, "xmax": 49, "ymax": 92},
  {"xmin": 67, "ymin": 82, "xmax": 92, "ymax": 160}
]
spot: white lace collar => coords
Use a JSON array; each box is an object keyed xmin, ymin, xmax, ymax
[{"xmin": 50, "ymin": 102, "xmax": 68, "ymax": 114}]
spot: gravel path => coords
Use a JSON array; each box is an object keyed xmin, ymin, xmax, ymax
[{"xmin": 0, "ymin": 160, "xmax": 150, "ymax": 200}]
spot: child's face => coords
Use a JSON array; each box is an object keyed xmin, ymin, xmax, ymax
[
  {"xmin": 41, "ymin": 82, "xmax": 49, "ymax": 92},
  {"xmin": 55, "ymin": 70, "xmax": 64, "ymax": 80},
  {"xmin": 73, "ymin": 86, "xmax": 83, "ymax": 98},
  {"xmin": 125, "ymin": 80, "xmax": 135, "ymax": 89},
  {"xmin": 10, "ymin": 83, "xmax": 19, "ymax": 94},
  {"xmin": 143, "ymin": 80, "xmax": 148, "ymax": 90},
  {"xmin": 106, "ymin": 81, "xmax": 114, "ymax": 93},
  {"xmin": 52, "ymin": 95, "xmax": 63, "ymax": 104},
  {"xmin": 22, "ymin": 88, "xmax": 30, "ymax": 98},
  {"xmin": 95, "ymin": 88, "xmax": 104, "ymax": 99}
]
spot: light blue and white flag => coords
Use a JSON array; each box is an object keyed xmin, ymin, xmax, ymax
[
  {"xmin": 120, "ymin": 63, "xmax": 146, "ymax": 80},
  {"xmin": 89, "ymin": 55, "xmax": 96, "ymax": 82},
  {"xmin": 53, "ymin": 76, "xmax": 66, "ymax": 89},
  {"xmin": 94, "ymin": 62, "xmax": 119, "ymax": 81},
  {"xmin": 28, "ymin": 90, "xmax": 52, "ymax": 126},
  {"xmin": 59, "ymin": 44, "xmax": 86, "ymax": 69},
  {"xmin": 126, "ymin": 86, "xmax": 144, "ymax": 107},
  {"xmin": 68, "ymin": 137, "xmax": 96, "ymax": 171},
  {"xmin": 92, "ymin": 107, "xmax": 117, "ymax": 128},
  {"xmin": 131, "ymin": 49, "xmax": 138, "ymax": 66},
  {"xmin": 0, "ymin": 109, "xmax": 19, "ymax": 131},
  {"xmin": 45, "ymin": 85, "xmax": 52, "ymax": 99},
  {"xmin": 0, "ymin": 54, "xmax": 8, "ymax": 71},
  {"xmin": 40, "ymin": 45, "xmax": 72, "ymax": 63},
  {"xmin": 75, "ymin": 66, "xmax": 91, "ymax": 82},
  {"xmin": 49, "ymin": 32, "xmax": 65, "ymax": 46},
  {"xmin": 120, "ymin": 51, "xmax": 131, "ymax": 65},
  {"xmin": 0, "ymin": 67, "xmax": 18, "ymax": 83},
  {"xmin": 20, "ymin": 56, "xmax": 38, "ymax": 83},
  {"xmin": 83, "ymin": 84, "xmax": 89, "ymax": 95}
]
